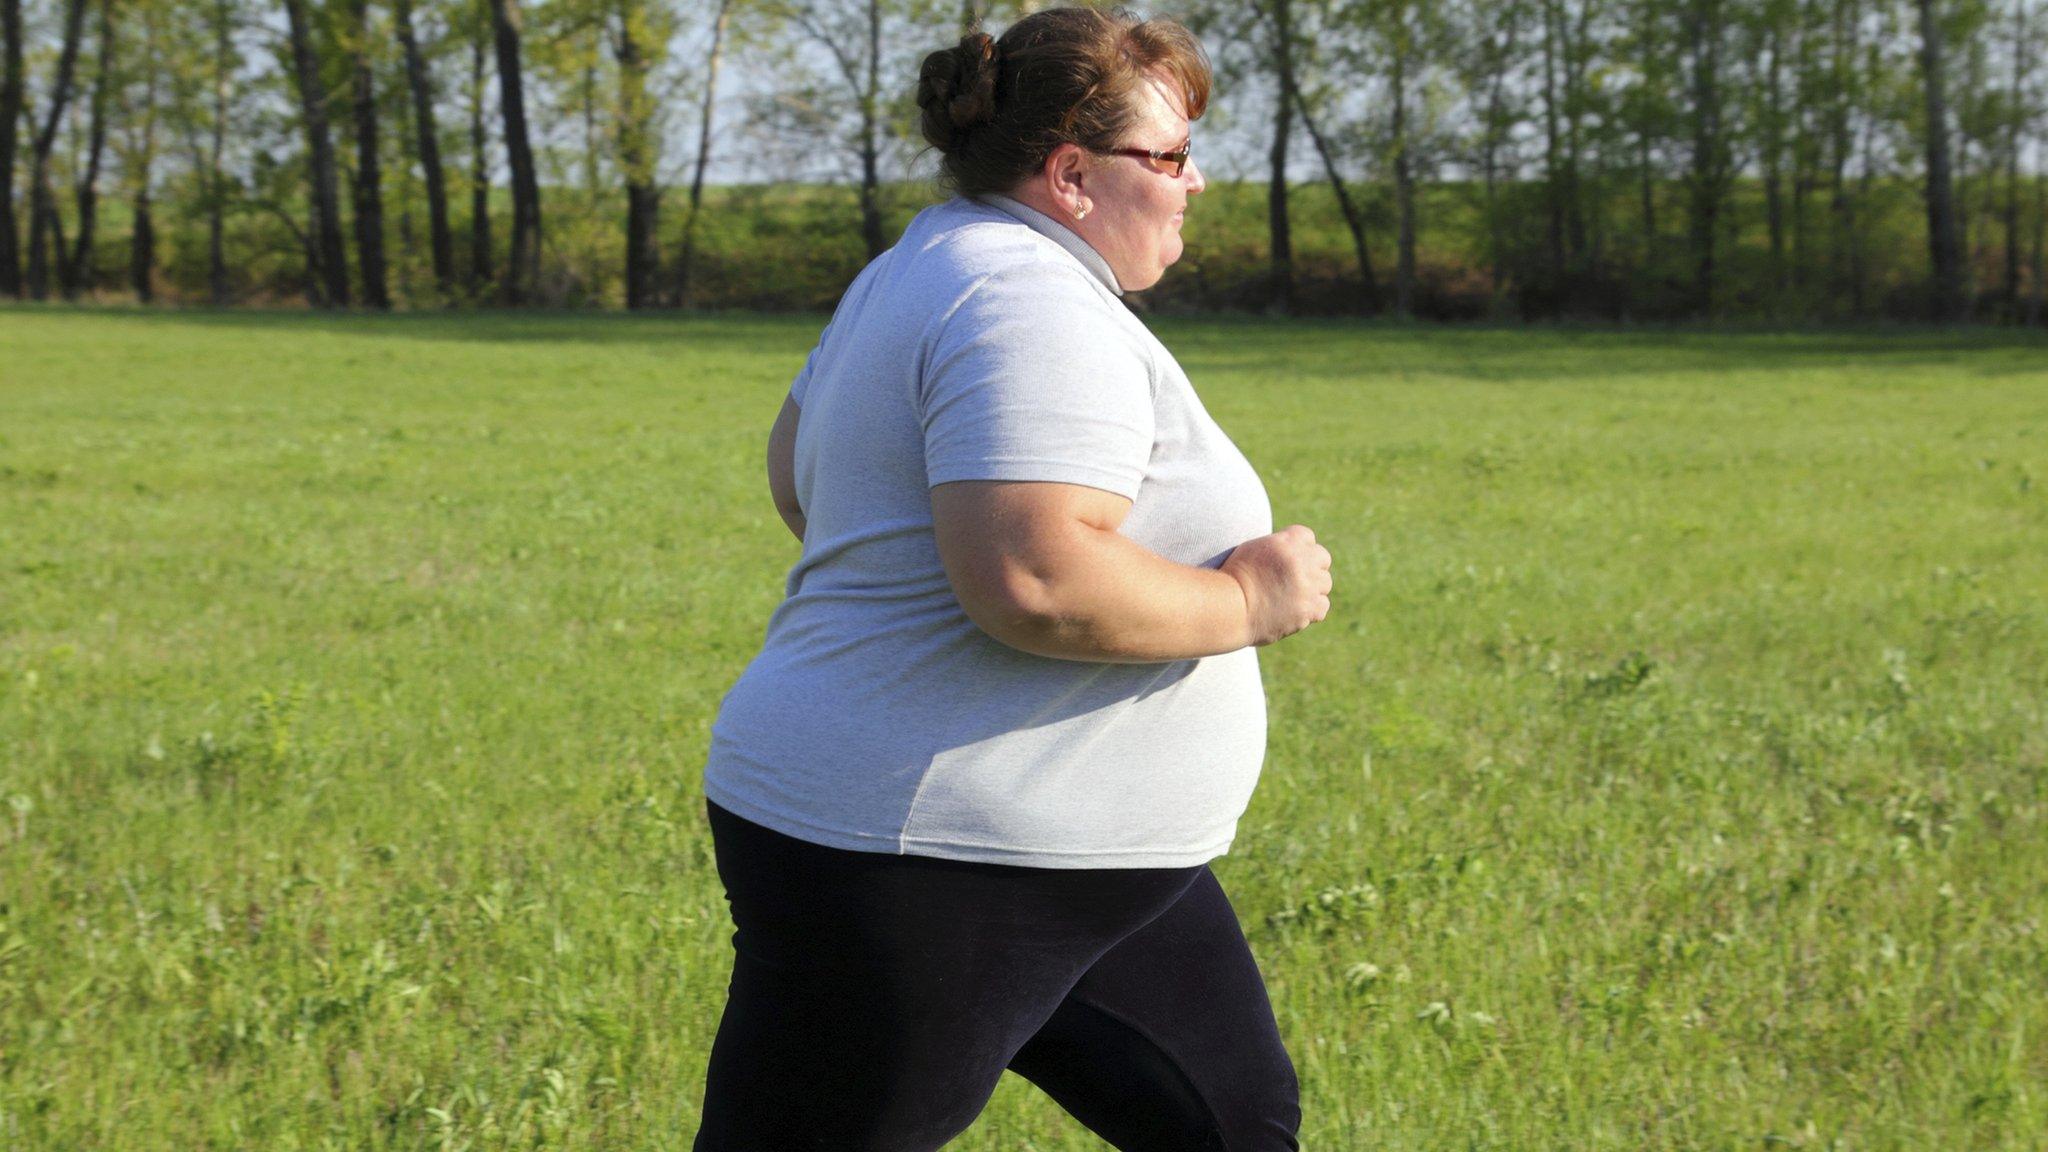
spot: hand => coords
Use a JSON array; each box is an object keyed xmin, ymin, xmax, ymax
[{"xmin": 1222, "ymin": 525, "xmax": 1333, "ymax": 648}]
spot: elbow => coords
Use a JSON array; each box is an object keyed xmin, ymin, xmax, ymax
[{"xmin": 956, "ymin": 564, "xmax": 1081, "ymax": 657}]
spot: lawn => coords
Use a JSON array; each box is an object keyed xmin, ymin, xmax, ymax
[{"xmin": 2, "ymin": 307, "xmax": 2045, "ymax": 1149}]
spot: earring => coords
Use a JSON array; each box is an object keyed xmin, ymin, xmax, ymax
[{"xmin": 1074, "ymin": 203, "xmax": 1090, "ymax": 221}]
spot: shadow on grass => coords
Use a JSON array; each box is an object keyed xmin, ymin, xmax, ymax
[
  {"xmin": 0, "ymin": 302, "xmax": 827, "ymax": 351},
  {"xmin": 7, "ymin": 302, "xmax": 2048, "ymax": 382},
  {"xmin": 1157, "ymin": 314, "xmax": 2048, "ymax": 382}
]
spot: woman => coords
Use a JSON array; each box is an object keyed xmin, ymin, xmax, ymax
[{"xmin": 695, "ymin": 7, "xmax": 1333, "ymax": 1150}]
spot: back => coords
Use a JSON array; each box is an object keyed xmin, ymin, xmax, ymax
[{"xmin": 703, "ymin": 196, "xmax": 1273, "ymax": 868}]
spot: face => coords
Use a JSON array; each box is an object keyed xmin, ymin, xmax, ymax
[{"xmin": 1071, "ymin": 73, "xmax": 1206, "ymax": 292}]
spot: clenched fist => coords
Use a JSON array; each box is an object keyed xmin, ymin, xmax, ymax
[{"xmin": 1221, "ymin": 524, "xmax": 1334, "ymax": 648}]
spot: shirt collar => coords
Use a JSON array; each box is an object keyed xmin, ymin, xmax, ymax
[{"xmin": 977, "ymin": 193, "xmax": 1124, "ymax": 296}]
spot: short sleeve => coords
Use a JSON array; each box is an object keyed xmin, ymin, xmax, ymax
[
  {"xmin": 787, "ymin": 315, "xmax": 832, "ymax": 406},
  {"xmin": 920, "ymin": 270, "xmax": 1156, "ymax": 500}
]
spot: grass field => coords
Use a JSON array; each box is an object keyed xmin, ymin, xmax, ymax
[{"xmin": 3, "ymin": 308, "xmax": 2046, "ymax": 1150}]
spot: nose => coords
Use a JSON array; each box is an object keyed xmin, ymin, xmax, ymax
[{"xmin": 1185, "ymin": 156, "xmax": 1206, "ymax": 194}]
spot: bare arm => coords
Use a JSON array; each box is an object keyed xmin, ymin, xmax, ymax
[
  {"xmin": 930, "ymin": 480, "xmax": 1332, "ymax": 664},
  {"xmin": 766, "ymin": 395, "xmax": 805, "ymax": 543}
]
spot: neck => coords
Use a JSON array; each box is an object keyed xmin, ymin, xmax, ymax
[{"xmin": 1006, "ymin": 182, "xmax": 1070, "ymax": 225}]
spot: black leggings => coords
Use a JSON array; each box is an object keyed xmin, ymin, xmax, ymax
[{"xmin": 693, "ymin": 799, "xmax": 1301, "ymax": 1151}]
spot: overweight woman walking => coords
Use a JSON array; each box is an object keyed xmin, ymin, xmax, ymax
[{"xmin": 693, "ymin": 8, "xmax": 1333, "ymax": 1149}]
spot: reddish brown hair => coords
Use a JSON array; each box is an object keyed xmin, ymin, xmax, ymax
[{"xmin": 916, "ymin": 6, "xmax": 1211, "ymax": 199}]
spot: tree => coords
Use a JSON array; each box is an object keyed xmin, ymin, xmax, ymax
[
  {"xmin": 1368, "ymin": 0, "xmax": 1430, "ymax": 316},
  {"xmin": 677, "ymin": 0, "xmax": 734, "ymax": 307},
  {"xmin": 1292, "ymin": 84, "xmax": 1383, "ymax": 312},
  {"xmin": 754, "ymin": 0, "xmax": 941, "ymax": 261},
  {"xmin": 1266, "ymin": 0, "xmax": 1297, "ymax": 311},
  {"xmin": 488, "ymin": 0, "xmax": 540, "ymax": 302},
  {"xmin": 1821, "ymin": 0, "xmax": 1864, "ymax": 315},
  {"xmin": 1748, "ymin": 0, "xmax": 1798, "ymax": 301},
  {"xmin": 1, "ymin": 0, "xmax": 24, "ymax": 295},
  {"xmin": 465, "ymin": 0, "xmax": 492, "ymax": 295},
  {"xmin": 1460, "ymin": 0, "xmax": 1526, "ymax": 309},
  {"xmin": 394, "ymin": 0, "xmax": 455, "ymax": 296},
  {"xmin": 1917, "ymin": 0, "xmax": 1965, "ymax": 321},
  {"xmin": 1999, "ymin": 0, "xmax": 2031, "ymax": 317},
  {"xmin": 188, "ymin": 0, "xmax": 240, "ymax": 304},
  {"xmin": 1539, "ymin": 0, "xmax": 1569, "ymax": 297},
  {"xmin": 284, "ymin": 0, "xmax": 351, "ymax": 306},
  {"xmin": 1683, "ymin": 0, "xmax": 1736, "ymax": 316},
  {"xmin": 348, "ymin": 0, "xmax": 390, "ymax": 308},
  {"xmin": 1618, "ymin": 0, "xmax": 1676, "ymax": 287},
  {"xmin": 63, "ymin": 0, "xmax": 114, "ymax": 297},
  {"xmin": 25, "ymin": 0, "xmax": 90, "ymax": 300},
  {"xmin": 2029, "ymin": 162, "xmax": 2044, "ymax": 324},
  {"xmin": 611, "ymin": 0, "xmax": 665, "ymax": 309},
  {"xmin": 114, "ymin": 0, "xmax": 167, "ymax": 301}
]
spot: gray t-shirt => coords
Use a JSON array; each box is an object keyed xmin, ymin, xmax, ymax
[{"xmin": 702, "ymin": 194, "xmax": 1274, "ymax": 868}]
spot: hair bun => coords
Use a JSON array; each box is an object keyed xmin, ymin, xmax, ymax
[{"xmin": 916, "ymin": 32, "xmax": 999, "ymax": 153}]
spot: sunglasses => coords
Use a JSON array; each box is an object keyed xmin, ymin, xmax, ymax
[{"xmin": 1099, "ymin": 138, "xmax": 1193, "ymax": 178}]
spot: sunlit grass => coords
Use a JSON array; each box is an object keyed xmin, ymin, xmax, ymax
[{"xmin": 2, "ymin": 307, "xmax": 2045, "ymax": 1149}]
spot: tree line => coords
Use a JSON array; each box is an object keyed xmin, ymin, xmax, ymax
[{"xmin": 0, "ymin": 0, "xmax": 2043, "ymax": 322}]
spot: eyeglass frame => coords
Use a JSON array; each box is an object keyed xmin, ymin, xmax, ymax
[{"xmin": 1096, "ymin": 137, "xmax": 1193, "ymax": 178}]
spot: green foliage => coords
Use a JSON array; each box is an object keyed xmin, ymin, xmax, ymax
[{"xmin": 1, "ymin": 310, "xmax": 2045, "ymax": 1148}]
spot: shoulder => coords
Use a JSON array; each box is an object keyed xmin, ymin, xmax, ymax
[
  {"xmin": 903, "ymin": 202, "xmax": 1075, "ymax": 282},
  {"xmin": 920, "ymin": 225, "xmax": 1148, "ymax": 366}
]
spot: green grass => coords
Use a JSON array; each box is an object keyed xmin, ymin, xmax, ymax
[{"xmin": 2, "ymin": 307, "xmax": 2046, "ymax": 1149}]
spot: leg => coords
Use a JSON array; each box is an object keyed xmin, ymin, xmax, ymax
[
  {"xmin": 1007, "ymin": 867, "xmax": 1302, "ymax": 1152},
  {"xmin": 692, "ymin": 800, "xmax": 1204, "ymax": 1151}
]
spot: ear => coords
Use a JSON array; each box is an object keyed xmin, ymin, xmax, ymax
[{"xmin": 1040, "ymin": 143, "xmax": 1091, "ymax": 216}]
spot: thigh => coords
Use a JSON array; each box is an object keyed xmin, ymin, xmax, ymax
[
  {"xmin": 693, "ymin": 801, "xmax": 1203, "ymax": 1152},
  {"xmin": 1006, "ymin": 867, "xmax": 1302, "ymax": 1152}
]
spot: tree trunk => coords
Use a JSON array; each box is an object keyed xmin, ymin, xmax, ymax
[
  {"xmin": 396, "ymin": 0, "xmax": 455, "ymax": 297},
  {"xmin": 857, "ymin": 0, "xmax": 884, "ymax": 260},
  {"xmin": 130, "ymin": 189, "xmax": 154, "ymax": 302},
  {"xmin": 1392, "ymin": 32, "xmax": 1414, "ymax": 318},
  {"xmin": 614, "ymin": 4, "xmax": 658, "ymax": 311},
  {"xmin": 126, "ymin": 7, "xmax": 160, "ymax": 303},
  {"xmin": 2001, "ymin": 0, "xmax": 2026, "ymax": 319},
  {"xmin": 1763, "ymin": 16, "xmax": 1786, "ymax": 297},
  {"xmin": 206, "ymin": 0, "xmax": 229, "ymax": 304},
  {"xmin": 2029, "ymin": 170, "xmax": 2044, "ymax": 325},
  {"xmin": 1266, "ymin": 0, "xmax": 1295, "ymax": 312},
  {"xmin": 63, "ymin": 0, "xmax": 112, "ymax": 299},
  {"xmin": 1633, "ymin": 0, "xmax": 1660, "ymax": 275},
  {"xmin": 677, "ymin": 0, "xmax": 731, "ymax": 308},
  {"xmin": 1851, "ymin": 42, "xmax": 1878, "ymax": 316},
  {"xmin": 1562, "ymin": 0, "xmax": 1592, "ymax": 265},
  {"xmin": 0, "ymin": 0, "xmax": 22, "ymax": 296},
  {"xmin": 490, "ymin": 0, "xmax": 541, "ymax": 303},
  {"xmin": 1293, "ymin": 84, "xmax": 1380, "ymax": 312},
  {"xmin": 469, "ymin": 22, "xmax": 492, "ymax": 295},
  {"xmin": 1686, "ymin": 0, "xmax": 1726, "ymax": 318},
  {"xmin": 350, "ymin": 0, "xmax": 389, "ymax": 308},
  {"xmin": 1826, "ymin": 0, "xmax": 1857, "ymax": 315},
  {"xmin": 1916, "ymin": 0, "xmax": 1964, "ymax": 322},
  {"xmin": 1541, "ymin": 0, "xmax": 1566, "ymax": 299},
  {"xmin": 1790, "ymin": 5, "xmax": 1816, "ymax": 293},
  {"xmin": 581, "ymin": 54, "xmax": 599, "ymax": 197},
  {"xmin": 1481, "ymin": 16, "xmax": 1516, "ymax": 310},
  {"xmin": 26, "ymin": 0, "xmax": 88, "ymax": 301},
  {"xmin": 285, "ymin": 0, "xmax": 351, "ymax": 307},
  {"xmin": 1638, "ymin": 126, "xmax": 1658, "ymax": 260},
  {"xmin": 1955, "ymin": 31, "xmax": 1979, "ymax": 276}
]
